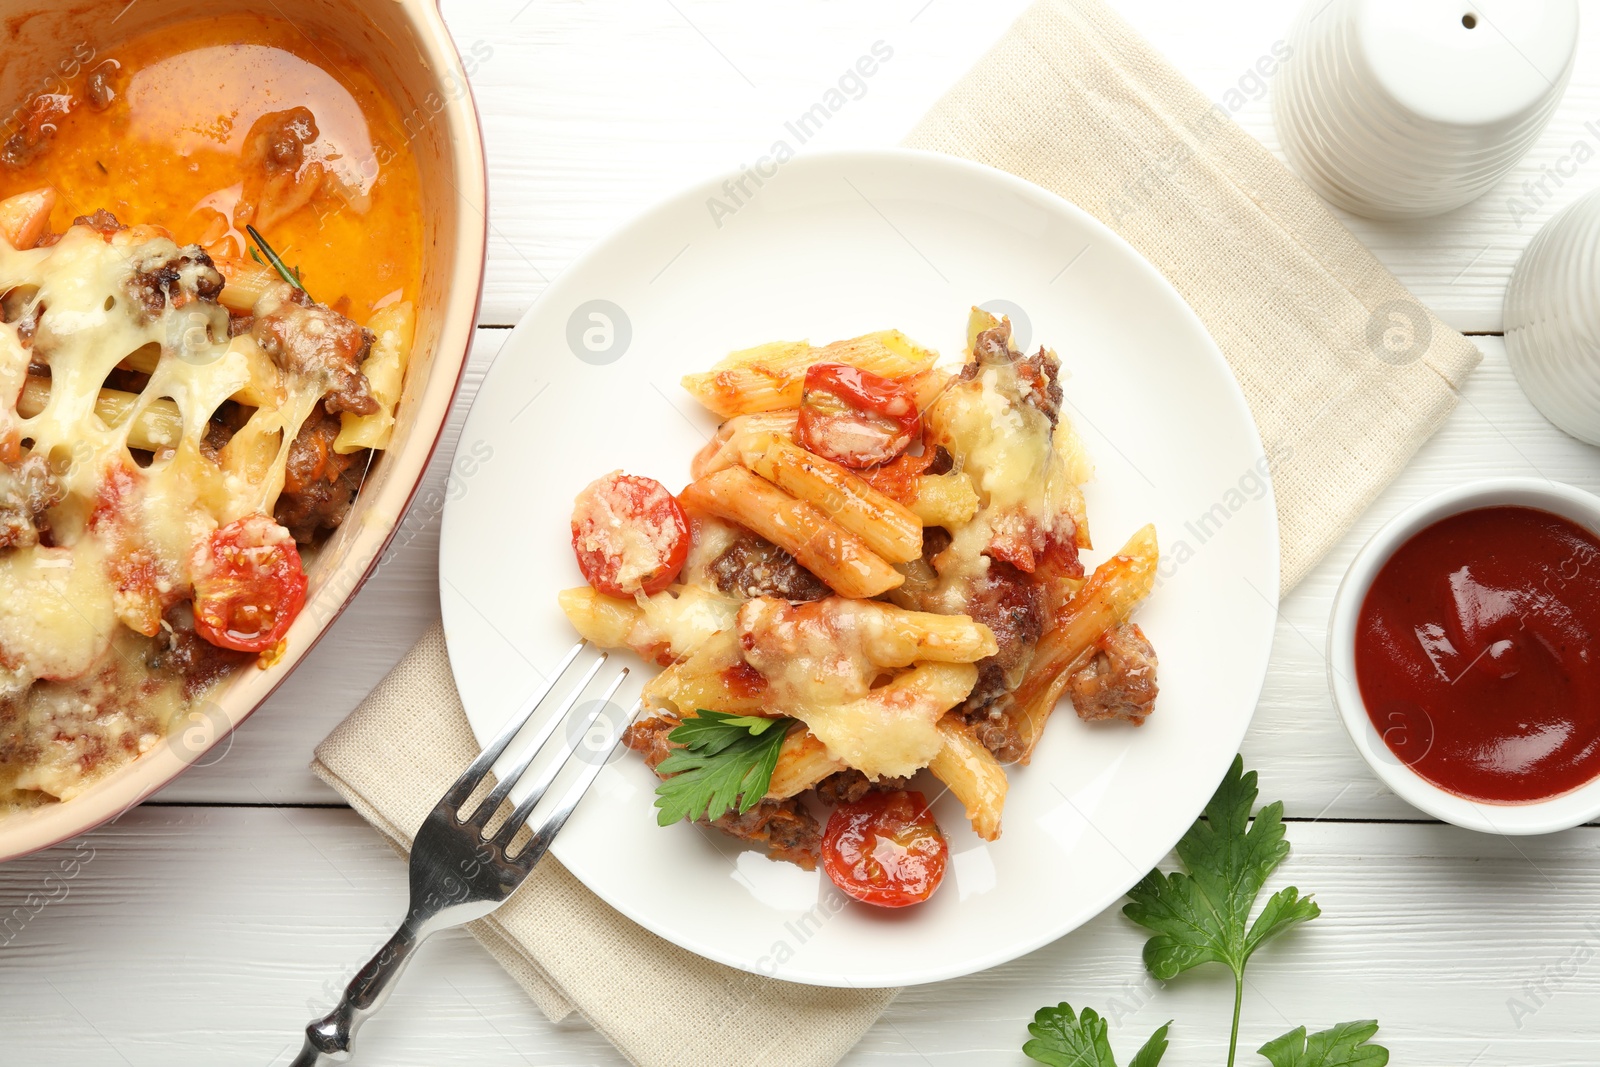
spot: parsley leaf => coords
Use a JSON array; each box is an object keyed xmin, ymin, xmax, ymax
[
  {"xmin": 1023, "ymin": 1002, "xmax": 1169, "ymax": 1067},
  {"xmin": 652, "ymin": 710, "xmax": 792, "ymax": 826},
  {"xmin": 1122, "ymin": 755, "xmax": 1320, "ymax": 1065},
  {"xmin": 1257, "ymin": 1021, "xmax": 1389, "ymax": 1067}
]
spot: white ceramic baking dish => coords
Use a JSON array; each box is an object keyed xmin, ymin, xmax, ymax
[{"xmin": 0, "ymin": 0, "xmax": 486, "ymax": 860}]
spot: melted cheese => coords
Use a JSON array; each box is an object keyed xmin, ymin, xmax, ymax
[
  {"xmin": 738, "ymin": 597, "xmax": 879, "ymax": 707},
  {"xmin": 0, "ymin": 542, "xmax": 116, "ymax": 684},
  {"xmin": 919, "ymin": 358, "xmax": 1083, "ymax": 613},
  {"xmin": 930, "ymin": 367, "xmax": 1055, "ymax": 513},
  {"xmin": 796, "ymin": 662, "xmax": 977, "ymax": 780},
  {"xmin": 737, "ymin": 597, "xmax": 978, "ymax": 779},
  {"xmin": 0, "ymin": 225, "xmax": 319, "ymax": 687},
  {"xmin": 636, "ymin": 585, "xmax": 740, "ymax": 658}
]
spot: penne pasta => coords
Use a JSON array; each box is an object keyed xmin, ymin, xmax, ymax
[
  {"xmin": 690, "ymin": 410, "xmax": 798, "ymax": 479},
  {"xmin": 927, "ymin": 715, "xmax": 1009, "ymax": 840},
  {"xmin": 851, "ymin": 600, "xmax": 997, "ymax": 667},
  {"xmin": 0, "ymin": 188, "xmax": 55, "ymax": 250},
  {"xmin": 559, "ymin": 584, "xmax": 738, "ymax": 664},
  {"xmin": 641, "ymin": 627, "xmax": 768, "ymax": 716},
  {"xmin": 1011, "ymin": 524, "xmax": 1159, "ymax": 760},
  {"xmin": 679, "ymin": 466, "xmax": 903, "ymax": 599},
  {"xmin": 18, "ymin": 376, "xmax": 184, "ymax": 453},
  {"xmin": 766, "ymin": 728, "xmax": 847, "ymax": 800},
  {"xmin": 558, "ymin": 586, "xmax": 646, "ymax": 652},
  {"xmin": 735, "ymin": 431, "xmax": 923, "ymax": 564},
  {"xmin": 211, "ymin": 257, "xmax": 281, "ymax": 313},
  {"xmin": 905, "ymin": 472, "xmax": 979, "ymax": 528},
  {"xmin": 336, "ymin": 300, "xmax": 414, "ymax": 453},
  {"xmin": 680, "ymin": 330, "xmax": 939, "ymax": 418}
]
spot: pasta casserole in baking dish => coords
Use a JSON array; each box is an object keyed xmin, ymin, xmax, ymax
[
  {"xmin": 561, "ymin": 307, "xmax": 1159, "ymax": 907},
  {"xmin": 0, "ymin": 16, "xmax": 422, "ymax": 808}
]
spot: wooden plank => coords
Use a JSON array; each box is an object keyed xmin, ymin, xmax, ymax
[
  {"xmin": 442, "ymin": 0, "xmax": 1600, "ymax": 332},
  {"xmin": 1, "ymin": 807, "xmax": 1596, "ymax": 1064}
]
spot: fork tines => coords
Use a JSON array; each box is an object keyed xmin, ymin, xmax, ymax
[{"xmin": 441, "ymin": 640, "xmax": 635, "ymax": 862}]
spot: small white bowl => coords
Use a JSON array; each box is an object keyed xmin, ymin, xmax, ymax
[{"xmin": 1328, "ymin": 478, "xmax": 1600, "ymax": 835}]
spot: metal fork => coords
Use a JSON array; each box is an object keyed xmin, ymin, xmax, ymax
[{"xmin": 289, "ymin": 641, "xmax": 634, "ymax": 1066}]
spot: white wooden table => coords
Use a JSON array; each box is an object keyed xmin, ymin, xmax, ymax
[{"xmin": 5, "ymin": 2, "xmax": 1600, "ymax": 1063}]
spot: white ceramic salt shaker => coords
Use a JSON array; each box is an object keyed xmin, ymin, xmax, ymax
[
  {"xmin": 1274, "ymin": 0, "xmax": 1579, "ymax": 220},
  {"xmin": 1505, "ymin": 186, "xmax": 1600, "ymax": 446}
]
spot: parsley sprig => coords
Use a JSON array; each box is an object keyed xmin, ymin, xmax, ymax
[
  {"xmin": 1124, "ymin": 756, "xmax": 1322, "ymax": 1063},
  {"xmin": 652, "ymin": 710, "xmax": 792, "ymax": 826},
  {"xmin": 1022, "ymin": 757, "xmax": 1389, "ymax": 1067}
]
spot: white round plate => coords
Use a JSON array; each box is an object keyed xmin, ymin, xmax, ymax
[{"xmin": 439, "ymin": 148, "xmax": 1279, "ymax": 987}]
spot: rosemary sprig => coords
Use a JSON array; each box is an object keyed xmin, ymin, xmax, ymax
[{"xmin": 245, "ymin": 224, "xmax": 312, "ymax": 302}]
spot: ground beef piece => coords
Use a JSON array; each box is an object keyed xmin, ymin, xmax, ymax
[
  {"xmin": 708, "ymin": 532, "xmax": 828, "ymax": 602},
  {"xmin": 961, "ymin": 560, "xmax": 1045, "ymax": 699},
  {"xmin": 148, "ymin": 620, "xmax": 254, "ymax": 698},
  {"xmin": 252, "ymin": 289, "xmax": 378, "ymax": 416},
  {"xmin": 256, "ymin": 106, "xmax": 317, "ymax": 174},
  {"xmin": 623, "ymin": 713, "xmax": 681, "ymax": 771},
  {"xmin": 73, "ymin": 208, "xmax": 124, "ymax": 237},
  {"xmin": 964, "ymin": 695, "xmax": 1026, "ymax": 763},
  {"xmin": 1067, "ymin": 623, "xmax": 1159, "ymax": 726},
  {"xmin": 813, "ymin": 769, "xmax": 913, "ymax": 806},
  {"xmin": 712, "ymin": 799, "xmax": 822, "ymax": 869},
  {"xmin": 0, "ymin": 455, "xmax": 64, "ymax": 549},
  {"xmin": 966, "ymin": 322, "xmax": 1062, "ymax": 425},
  {"xmin": 814, "ymin": 769, "xmax": 872, "ymax": 806},
  {"xmin": 1, "ymin": 93, "xmax": 74, "ymax": 169},
  {"xmin": 274, "ymin": 409, "xmax": 365, "ymax": 543},
  {"xmin": 956, "ymin": 560, "xmax": 1045, "ymax": 757},
  {"xmin": 1014, "ymin": 347, "xmax": 1063, "ymax": 427},
  {"xmin": 124, "ymin": 241, "xmax": 225, "ymax": 321},
  {"xmin": 85, "ymin": 62, "xmax": 119, "ymax": 111}
]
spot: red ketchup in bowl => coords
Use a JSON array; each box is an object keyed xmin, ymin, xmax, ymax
[{"xmin": 1354, "ymin": 506, "xmax": 1600, "ymax": 803}]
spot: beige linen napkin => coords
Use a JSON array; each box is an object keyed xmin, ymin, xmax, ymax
[{"xmin": 314, "ymin": 0, "xmax": 1482, "ymax": 1063}]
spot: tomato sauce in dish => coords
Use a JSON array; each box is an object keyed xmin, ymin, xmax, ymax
[
  {"xmin": 1355, "ymin": 506, "xmax": 1600, "ymax": 803},
  {"xmin": 0, "ymin": 15, "xmax": 422, "ymax": 318}
]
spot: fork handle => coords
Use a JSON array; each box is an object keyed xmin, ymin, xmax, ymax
[{"xmin": 289, "ymin": 920, "xmax": 427, "ymax": 1065}]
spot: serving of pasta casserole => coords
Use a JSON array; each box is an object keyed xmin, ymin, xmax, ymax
[{"xmin": 561, "ymin": 308, "xmax": 1159, "ymax": 908}]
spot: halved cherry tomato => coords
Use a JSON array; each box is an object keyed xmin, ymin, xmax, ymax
[
  {"xmin": 570, "ymin": 472, "xmax": 690, "ymax": 598},
  {"xmin": 795, "ymin": 363, "xmax": 920, "ymax": 468},
  {"xmin": 190, "ymin": 515, "xmax": 308, "ymax": 652},
  {"xmin": 821, "ymin": 789, "xmax": 948, "ymax": 908}
]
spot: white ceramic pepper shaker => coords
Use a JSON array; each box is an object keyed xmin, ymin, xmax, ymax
[
  {"xmin": 1274, "ymin": 0, "xmax": 1579, "ymax": 220},
  {"xmin": 1505, "ymin": 186, "xmax": 1600, "ymax": 446}
]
